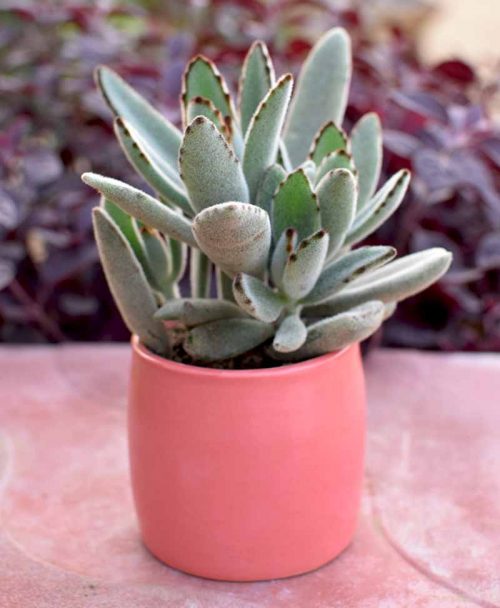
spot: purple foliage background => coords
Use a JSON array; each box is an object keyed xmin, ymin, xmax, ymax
[{"xmin": 1, "ymin": 0, "xmax": 499, "ymax": 349}]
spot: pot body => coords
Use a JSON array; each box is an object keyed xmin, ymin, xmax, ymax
[{"xmin": 128, "ymin": 337, "xmax": 366, "ymax": 581}]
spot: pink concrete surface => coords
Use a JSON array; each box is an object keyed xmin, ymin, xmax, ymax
[{"xmin": 0, "ymin": 345, "xmax": 499, "ymax": 607}]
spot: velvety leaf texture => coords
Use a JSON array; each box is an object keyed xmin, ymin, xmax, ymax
[
  {"xmin": 351, "ymin": 113, "xmax": 383, "ymax": 211},
  {"xmin": 92, "ymin": 208, "xmax": 169, "ymax": 355},
  {"xmin": 305, "ymin": 248, "xmax": 453, "ymax": 316},
  {"xmin": 239, "ymin": 41, "xmax": 275, "ymax": 135},
  {"xmin": 182, "ymin": 55, "xmax": 234, "ymax": 123},
  {"xmin": 114, "ymin": 118, "xmax": 191, "ymax": 215},
  {"xmin": 243, "ymin": 74, "xmax": 293, "ymax": 200},
  {"xmin": 233, "ymin": 273, "xmax": 284, "ymax": 322},
  {"xmin": 273, "ymin": 314, "xmax": 307, "ymax": 353},
  {"xmin": 284, "ymin": 28, "xmax": 351, "ymax": 167},
  {"xmin": 185, "ymin": 318, "xmax": 274, "ymax": 361},
  {"xmin": 281, "ymin": 230, "xmax": 329, "ymax": 300},
  {"xmin": 305, "ymin": 245, "xmax": 397, "ymax": 304},
  {"xmin": 346, "ymin": 169, "xmax": 410, "ymax": 246},
  {"xmin": 309, "ymin": 121, "xmax": 348, "ymax": 164},
  {"xmin": 82, "ymin": 173, "xmax": 196, "ymax": 247},
  {"xmin": 272, "ymin": 169, "xmax": 320, "ymax": 242},
  {"xmin": 316, "ymin": 169, "xmax": 356, "ymax": 256},
  {"xmin": 193, "ymin": 202, "xmax": 271, "ymax": 278},
  {"xmin": 96, "ymin": 66, "xmax": 181, "ymax": 180},
  {"xmin": 179, "ymin": 116, "xmax": 249, "ymax": 212},
  {"xmin": 155, "ymin": 298, "xmax": 246, "ymax": 326},
  {"xmin": 288, "ymin": 301, "xmax": 385, "ymax": 360}
]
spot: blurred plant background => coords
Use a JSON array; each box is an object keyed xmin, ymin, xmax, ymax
[{"xmin": 0, "ymin": 0, "xmax": 499, "ymax": 349}]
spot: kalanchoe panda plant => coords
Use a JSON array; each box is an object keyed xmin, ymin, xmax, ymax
[{"xmin": 82, "ymin": 28, "xmax": 452, "ymax": 367}]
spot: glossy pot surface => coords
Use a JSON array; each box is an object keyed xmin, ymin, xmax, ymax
[{"xmin": 128, "ymin": 337, "xmax": 366, "ymax": 581}]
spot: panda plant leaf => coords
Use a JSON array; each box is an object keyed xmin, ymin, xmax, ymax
[{"xmin": 83, "ymin": 29, "xmax": 452, "ymax": 367}]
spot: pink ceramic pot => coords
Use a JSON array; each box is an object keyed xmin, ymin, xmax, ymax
[{"xmin": 128, "ymin": 336, "xmax": 366, "ymax": 581}]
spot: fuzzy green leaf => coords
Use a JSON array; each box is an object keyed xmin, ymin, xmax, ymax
[
  {"xmin": 233, "ymin": 273, "xmax": 284, "ymax": 322},
  {"xmin": 179, "ymin": 116, "xmax": 249, "ymax": 213},
  {"xmin": 239, "ymin": 41, "xmax": 275, "ymax": 135},
  {"xmin": 273, "ymin": 314, "xmax": 307, "ymax": 353},
  {"xmin": 345, "ymin": 169, "xmax": 410, "ymax": 246},
  {"xmin": 169, "ymin": 238, "xmax": 187, "ymax": 283},
  {"xmin": 182, "ymin": 55, "xmax": 234, "ymax": 124},
  {"xmin": 272, "ymin": 169, "xmax": 320, "ymax": 242},
  {"xmin": 309, "ymin": 121, "xmax": 348, "ymax": 165},
  {"xmin": 243, "ymin": 74, "xmax": 293, "ymax": 200},
  {"xmin": 304, "ymin": 245, "xmax": 396, "ymax": 304},
  {"xmin": 316, "ymin": 169, "xmax": 356, "ymax": 256},
  {"xmin": 82, "ymin": 173, "xmax": 196, "ymax": 247},
  {"xmin": 305, "ymin": 248, "xmax": 452, "ymax": 316},
  {"xmin": 283, "ymin": 28, "xmax": 351, "ymax": 167},
  {"xmin": 193, "ymin": 202, "xmax": 271, "ymax": 277},
  {"xmin": 114, "ymin": 118, "xmax": 191, "ymax": 215},
  {"xmin": 287, "ymin": 301, "xmax": 385, "ymax": 360},
  {"xmin": 351, "ymin": 113, "xmax": 383, "ymax": 211},
  {"xmin": 185, "ymin": 318, "xmax": 274, "ymax": 362},
  {"xmin": 315, "ymin": 149, "xmax": 355, "ymax": 185},
  {"xmin": 141, "ymin": 228, "xmax": 177, "ymax": 297},
  {"xmin": 155, "ymin": 298, "xmax": 246, "ymax": 326},
  {"xmin": 190, "ymin": 248, "xmax": 212, "ymax": 298},
  {"xmin": 186, "ymin": 96, "xmax": 229, "ymax": 138},
  {"xmin": 270, "ymin": 228, "xmax": 298, "ymax": 288},
  {"xmin": 92, "ymin": 208, "xmax": 169, "ymax": 354},
  {"xmin": 281, "ymin": 230, "xmax": 329, "ymax": 300},
  {"xmin": 279, "ymin": 141, "xmax": 293, "ymax": 172},
  {"xmin": 299, "ymin": 159, "xmax": 317, "ymax": 183},
  {"xmin": 101, "ymin": 197, "xmax": 146, "ymax": 268},
  {"xmin": 96, "ymin": 66, "xmax": 181, "ymax": 181},
  {"xmin": 255, "ymin": 164, "xmax": 286, "ymax": 214}
]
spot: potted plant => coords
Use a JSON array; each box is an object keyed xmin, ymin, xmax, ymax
[{"xmin": 82, "ymin": 28, "xmax": 451, "ymax": 582}]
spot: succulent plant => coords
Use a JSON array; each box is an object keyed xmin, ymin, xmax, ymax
[{"xmin": 82, "ymin": 28, "xmax": 452, "ymax": 366}]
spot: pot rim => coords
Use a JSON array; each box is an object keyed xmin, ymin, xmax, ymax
[{"xmin": 131, "ymin": 335, "xmax": 355, "ymax": 379}]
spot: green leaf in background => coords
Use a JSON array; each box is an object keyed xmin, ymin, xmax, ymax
[
  {"xmin": 255, "ymin": 164, "xmax": 287, "ymax": 215},
  {"xmin": 243, "ymin": 74, "xmax": 293, "ymax": 200},
  {"xmin": 190, "ymin": 248, "xmax": 212, "ymax": 298},
  {"xmin": 92, "ymin": 207, "xmax": 170, "ymax": 355},
  {"xmin": 96, "ymin": 66, "xmax": 181, "ymax": 182},
  {"xmin": 309, "ymin": 121, "xmax": 348, "ymax": 165},
  {"xmin": 186, "ymin": 96, "xmax": 230, "ymax": 139},
  {"xmin": 351, "ymin": 113, "xmax": 383, "ymax": 212},
  {"xmin": 270, "ymin": 228, "xmax": 298, "ymax": 288},
  {"xmin": 238, "ymin": 40, "xmax": 275, "ymax": 135},
  {"xmin": 114, "ymin": 117, "xmax": 192, "ymax": 215},
  {"xmin": 284, "ymin": 28, "xmax": 351, "ymax": 167},
  {"xmin": 316, "ymin": 169, "xmax": 356, "ymax": 256},
  {"xmin": 315, "ymin": 149, "xmax": 356, "ymax": 184},
  {"xmin": 182, "ymin": 55, "xmax": 234, "ymax": 126},
  {"xmin": 272, "ymin": 169, "xmax": 320, "ymax": 242},
  {"xmin": 346, "ymin": 169, "xmax": 410, "ymax": 246}
]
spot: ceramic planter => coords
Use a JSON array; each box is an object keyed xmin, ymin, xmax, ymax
[{"xmin": 128, "ymin": 335, "xmax": 366, "ymax": 581}]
